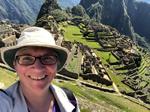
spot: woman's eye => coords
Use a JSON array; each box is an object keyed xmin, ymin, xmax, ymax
[
  {"xmin": 22, "ymin": 57, "xmax": 33, "ymax": 61},
  {"xmin": 43, "ymin": 57, "xmax": 52, "ymax": 61}
]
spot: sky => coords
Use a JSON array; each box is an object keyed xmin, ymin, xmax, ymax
[{"xmin": 136, "ymin": 0, "xmax": 150, "ymax": 3}]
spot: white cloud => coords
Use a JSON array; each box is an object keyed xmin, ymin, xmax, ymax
[{"xmin": 136, "ymin": 0, "xmax": 150, "ymax": 4}]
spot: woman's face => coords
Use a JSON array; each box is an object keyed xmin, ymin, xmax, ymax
[{"xmin": 14, "ymin": 46, "xmax": 58, "ymax": 92}]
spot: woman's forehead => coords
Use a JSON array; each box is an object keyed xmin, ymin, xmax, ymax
[{"xmin": 16, "ymin": 46, "xmax": 56, "ymax": 55}]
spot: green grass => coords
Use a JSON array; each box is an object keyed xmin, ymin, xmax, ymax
[
  {"xmin": 0, "ymin": 22, "xmax": 149, "ymax": 111},
  {"xmin": 107, "ymin": 69, "xmax": 134, "ymax": 93},
  {"xmin": 0, "ymin": 67, "xmax": 17, "ymax": 88},
  {"xmin": 61, "ymin": 23, "xmax": 139, "ymax": 93},
  {"xmin": 66, "ymin": 56, "xmax": 78, "ymax": 72},
  {"xmin": 58, "ymin": 23, "xmax": 150, "ymax": 111},
  {"xmin": 138, "ymin": 59, "xmax": 146, "ymax": 72},
  {"xmin": 97, "ymin": 32, "xmax": 112, "ymax": 36},
  {"xmin": 0, "ymin": 66, "xmax": 149, "ymax": 112},
  {"xmin": 62, "ymin": 25, "xmax": 100, "ymax": 49},
  {"xmin": 95, "ymin": 50, "xmax": 118, "ymax": 64},
  {"xmin": 54, "ymin": 81, "xmax": 150, "ymax": 112}
]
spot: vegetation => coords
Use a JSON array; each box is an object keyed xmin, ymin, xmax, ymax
[
  {"xmin": 55, "ymin": 81, "xmax": 150, "ymax": 112},
  {"xmin": 0, "ymin": 67, "xmax": 149, "ymax": 112},
  {"xmin": 61, "ymin": 24, "xmax": 131, "ymax": 91},
  {"xmin": 51, "ymin": 9, "xmax": 69, "ymax": 22},
  {"xmin": 71, "ymin": 5, "xmax": 89, "ymax": 18},
  {"xmin": 0, "ymin": 21, "xmax": 150, "ymax": 112},
  {"xmin": 62, "ymin": 24, "xmax": 100, "ymax": 49},
  {"xmin": 0, "ymin": 67, "xmax": 17, "ymax": 88},
  {"xmin": 59, "ymin": 22, "xmax": 150, "ymax": 111},
  {"xmin": 0, "ymin": 0, "xmax": 150, "ymax": 111}
]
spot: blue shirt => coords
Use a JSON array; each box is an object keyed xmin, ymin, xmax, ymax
[{"xmin": 0, "ymin": 81, "xmax": 80, "ymax": 112}]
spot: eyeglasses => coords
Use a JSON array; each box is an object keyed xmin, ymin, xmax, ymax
[{"xmin": 15, "ymin": 55, "xmax": 57, "ymax": 66}]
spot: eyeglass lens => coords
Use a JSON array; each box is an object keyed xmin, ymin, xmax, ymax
[{"xmin": 16, "ymin": 55, "xmax": 57, "ymax": 65}]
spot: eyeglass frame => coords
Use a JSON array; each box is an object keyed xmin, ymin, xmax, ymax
[{"xmin": 15, "ymin": 55, "xmax": 58, "ymax": 66}]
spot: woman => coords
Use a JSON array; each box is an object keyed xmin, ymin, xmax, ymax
[{"xmin": 0, "ymin": 27, "xmax": 80, "ymax": 112}]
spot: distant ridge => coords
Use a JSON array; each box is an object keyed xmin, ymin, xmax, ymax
[
  {"xmin": 80, "ymin": 0, "xmax": 150, "ymax": 48},
  {"xmin": 0, "ymin": 0, "xmax": 81, "ymax": 24},
  {"xmin": 0, "ymin": 0, "xmax": 44, "ymax": 24}
]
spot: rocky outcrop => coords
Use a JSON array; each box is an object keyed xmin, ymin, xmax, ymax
[
  {"xmin": 127, "ymin": 1, "xmax": 150, "ymax": 42},
  {"xmin": 0, "ymin": 0, "xmax": 80, "ymax": 24},
  {"xmin": 80, "ymin": 0, "xmax": 134, "ymax": 37},
  {"xmin": 0, "ymin": 0, "xmax": 44, "ymax": 24},
  {"xmin": 80, "ymin": 0, "xmax": 150, "ymax": 45},
  {"xmin": 37, "ymin": 0, "xmax": 61, "ymax": 20}
]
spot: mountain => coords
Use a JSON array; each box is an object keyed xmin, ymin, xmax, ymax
[
  {"xmin": 80, "ymin": 0, "xmax": 134, "ymax": 36},
  {"xmin": 0, "ymin": 0, "xmax": 150, "ymax": 46},
  {"xmin": 0, "ymin": 0, "xmax": 44, "ymax": 24},
  {"xmin": 0, "ymin": 0, "xmax": 80, "ymax": 24},
  {"xmin": 37, "ymin": 0, "xmax": 61, "ymax": 20},
  {"xmin": 80, "ymin": 0, "xmax": 150, "ymax": 46},
  {"xmin": 127, "ymin": 0, "xmax": 150, "ymax": 43}
]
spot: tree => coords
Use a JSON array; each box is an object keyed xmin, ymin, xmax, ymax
[
  {"xmin": 37, "ymin": 0, "xmax": 61, "ymax": 20},
  {"xmin": 71, "ymin": 5, "xmax": 86, "ymax": 17},
  {"xmin": 51, "ymin": 9, "xmax": 69, "ymax": 22}
]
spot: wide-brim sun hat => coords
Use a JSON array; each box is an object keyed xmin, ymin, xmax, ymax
[{"xmin": 1, "ymin": 26, "xmax": 68, "ymax": 71}]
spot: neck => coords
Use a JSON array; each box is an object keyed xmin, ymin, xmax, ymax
[{"xmin": 20, "ymin": 85, "xmax": 54, "ymax": 112}]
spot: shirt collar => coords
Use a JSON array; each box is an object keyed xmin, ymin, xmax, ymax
[
  {"xmin": 50, "ymin": 84, "xmax": 75, "ymax": 112},
  {"xmin": 7, "ymin": 82, "xmax": 75, "ymax": 112}
]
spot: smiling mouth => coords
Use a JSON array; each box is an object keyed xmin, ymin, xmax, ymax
[{"xmin": 28, "ymin": 75, "xmax": 47, "ymax": 80}]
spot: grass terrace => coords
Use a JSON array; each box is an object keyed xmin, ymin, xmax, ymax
[
  {"xmin": 62, "ymin": 24, "xmax": 100, "ymax": 49},
  {"xmin": 95, "ymin": 51, "xmax": 118, "ymax": 64},
  {"xmin": 0, "ymin": 66, "xmax": 149, "ymax": 112},
  {"xmin": 61, "ymin": 23, "xmax": 136, "ymax": 93},
  {"xmin": 0, "ymin": 22, "xmax": 149, "ymax": 112},
  {"xmin": 54, "ymin": 81, "xmax": 150, "ymax": 112},
  {"xmin": 0, "ymin": 67, "xmax": 17, "ymax": 88}
]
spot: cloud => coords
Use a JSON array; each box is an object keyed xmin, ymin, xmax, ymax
[{"xmin": 136, "ymin": 0, "xmax": 150, "ymax": 3}]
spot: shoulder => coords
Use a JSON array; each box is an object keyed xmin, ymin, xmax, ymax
[
  {"xmin": 50, "ymin": 84, "xmax": 76, "ymax": 98},
  {"xmin": 0, "ymin": 89, "xmax": 13, "ymax": 111},
  {"xmin": 0, "ymin": 82, "xmax": 19, "ymax": 111},
  {"xmin": 50, "ymin": 84, "xmax": 76, "ymax": 111},
  {"xmin": 50, "ymin": 84, "xmax": 80, "ymax": 112},
  {"xmin": 50, "ymin": 84, "xmax": 67, "ymax": 98}
]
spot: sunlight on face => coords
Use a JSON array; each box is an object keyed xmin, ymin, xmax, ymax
[{"xmin": 14, "ymin": 46, "xmax": 58, "ymax": 92}]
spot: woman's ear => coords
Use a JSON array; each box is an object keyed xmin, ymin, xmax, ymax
[
  {"xmin": 57, "ymin": 60, "xmax": 60, "ymax": 66},
  {"xmin": 13, "ymin": 61, "xmax": 16, "ymax": 69}
]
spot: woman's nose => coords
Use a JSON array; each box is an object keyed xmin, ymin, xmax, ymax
[{"xmin": 32, "ymin": 59, "xmax": 45, "ymax": 68}]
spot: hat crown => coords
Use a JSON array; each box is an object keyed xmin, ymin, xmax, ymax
[
  {"xmin": 17, "ymin": 27, "xmax": 56, "ymax": 46},
  {"xmin": 1, "ymin": 26, "xmax": 68, "ymax": 72}
]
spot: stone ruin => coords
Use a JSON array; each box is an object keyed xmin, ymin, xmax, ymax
[
  {"xmin": 76, "ymin": 19, "xmax": 150, "ymax": 104},
  {"xmin": 59, "ymin": 40, "xmax": 113, "ymax": 86}
]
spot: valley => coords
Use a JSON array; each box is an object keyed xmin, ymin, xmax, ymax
[{"xmin": 0, "ymin": 18, "xmax": 149, "ymax": 111}]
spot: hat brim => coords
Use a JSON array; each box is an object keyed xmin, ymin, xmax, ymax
[{"xmin": 1, "ymin": 44, "xmax": 68, "ymax": 72}]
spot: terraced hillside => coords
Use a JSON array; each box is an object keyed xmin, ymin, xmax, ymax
[
  {"xmin": 59, "ymin": 20, "xmax": 150, "ymax": 105},
  {"xmin": 0, "ymin": 19, "xmax": 150, "ymax": 111},
  {"xmin": 0, "ymin": 65, "xmax": 149, "ymax": 112}
]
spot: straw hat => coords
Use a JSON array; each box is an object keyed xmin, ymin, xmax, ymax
[{"xmin": 1, "ymin": 26, "xmax": 68, "ymax": 71}]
